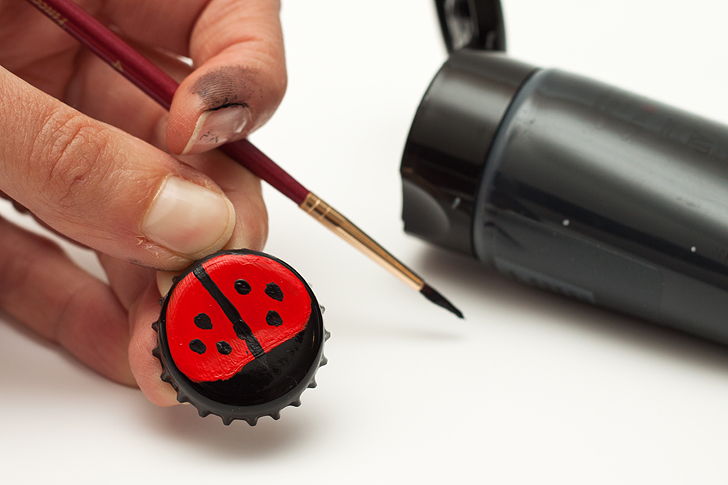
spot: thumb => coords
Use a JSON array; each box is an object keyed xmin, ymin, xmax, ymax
[
  {"xmin": 0, "ymin": 67, "xmax": 236, "ymax": 270},
  {"xmin": 166, "ymin": 0, "xmax": 287, "ymax": 155}
]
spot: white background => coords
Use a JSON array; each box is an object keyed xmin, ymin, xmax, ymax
[{"xmin": 3, "ymin": 1, "xmax": 728, "ymax": 483}]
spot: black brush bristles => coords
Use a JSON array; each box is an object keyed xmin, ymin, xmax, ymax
[{"xmin": 420, "ymin": 284, "xmax": 464, "ymax": 319}]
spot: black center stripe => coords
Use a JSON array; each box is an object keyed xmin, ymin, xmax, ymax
[{"xmin": 193, "ymin": 266, "xmax": 264, "ymax": 358}]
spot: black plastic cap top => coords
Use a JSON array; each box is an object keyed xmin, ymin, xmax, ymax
[{"xmin": 401, "ymin": 51, "xmax": 537, "ymax": 255}]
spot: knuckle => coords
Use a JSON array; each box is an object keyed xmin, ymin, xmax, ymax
[
  {"xmin": 32, "ymin": 109, "xmax": 113, "ymax": 211},
  {"xmin": 245, "ymin": 200, "xmax": 269, "ymax": 250},
  {"xmin": 52, "ymin": 281, "xmax": 94, "ymax": 346},
  {"xmin": 248, "ymin": 219, "xmax": 268, "ymax": 251},
  {"xmin": 0, "ymin": 248, "xmax": 31, "ymax": 309},
  {"xmin": 0, "ymin": 232, "xmax": 64, "ymax": 331}
]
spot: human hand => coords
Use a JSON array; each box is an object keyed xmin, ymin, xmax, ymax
[{"xmin": 0, "ymin": 0, "xmax": 286, "ymax": 405}]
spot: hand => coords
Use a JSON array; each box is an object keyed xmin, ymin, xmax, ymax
[{"xmin": 0, "ymin": 0, "xmax": 286, "ymax": 406}]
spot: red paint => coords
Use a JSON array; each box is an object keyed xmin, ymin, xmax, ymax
[{"xmin": 165, "ymin": 253, "xmax": 312, "ymax": 382}]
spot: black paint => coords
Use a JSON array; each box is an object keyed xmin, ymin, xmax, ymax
[
  {"xmin": 216, "ymin": 341, "xmax": 232, "ymax": 355},
  {"xmin": 193, "ymin": 266, "xmax": 264, "ymax": 357},
  {"xmin": 420, "ymin": 285, "xmax": 463, "ymax": 319},
  {"xmin": 194, "ymin": 313, "xmax": 213, "ymax": 329},
  {"xmin": 191, "ymin": 66, "xmax": 255, "ymax": 111},
  {"xmin": 266, "ymin": 310, "xmax": 283, "ymax": 327},
  {"xmin": 208, "ymin": 102, "xmax": 248, "ymax": 112},
  {"xmin": 235, "ymin": 279, "xmax": 251, "ymax": 295},
  {"xmin": 265, "ymin": 283, "xmax": 284, "ymax": 301},
  {"xmin": 189, "ymin": 339, "xmax": 206, "ymax": 354}
]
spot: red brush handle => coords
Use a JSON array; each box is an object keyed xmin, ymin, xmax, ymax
[{"xmin": 26, "ymin": 0, "xmax": 310, "ymax": 205}]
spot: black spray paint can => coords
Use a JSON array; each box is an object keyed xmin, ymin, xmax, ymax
[{"xmin": 401, "ymin": 1, "xmax": 728, "ymax": 343}]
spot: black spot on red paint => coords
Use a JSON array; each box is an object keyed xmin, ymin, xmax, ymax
[
  {"xmin": 235, "ymin": 279, "xmax": 251, "ymax": 295},
  {"xmin": 265, "ymin": 282, "xmax": 284, "ymax": 301},
  {"xmin": 194, "ymin": 313, "xmax": 212, "ymax": 329},
  {"xmin": 189, "ymin": 339, "xmax": 206, "ymax": 354},
  {"xmin": 266, "ymin": 310, "xmax": 283, "ymax": 327},
  {"xmin": 216, "ymin": 341, "xmax": 232, "ymax": 355}
]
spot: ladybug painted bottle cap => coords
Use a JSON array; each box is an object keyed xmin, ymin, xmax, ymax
[{"xmin": 152, "ymin": 249, "xmax": 327, "ymax": 425}]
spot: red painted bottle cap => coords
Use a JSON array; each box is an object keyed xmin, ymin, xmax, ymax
[{"xmin": 152, "ymin": 249, "xmax": 328, "ymax": 425}]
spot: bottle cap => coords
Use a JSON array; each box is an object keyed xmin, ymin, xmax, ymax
[
  {"xmin": 400, "ymin": 51, "xmax": 536, "ymax": 255},
  {"xmin": 401, "ymin": 1, "xmax": 529, "ymax": 256},
  {"xmin": 153, "ymin": 249, "xmax": 327, "ymax": 425}
]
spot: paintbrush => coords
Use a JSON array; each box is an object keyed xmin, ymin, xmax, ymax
[{"xmin": 24, "ymin": 0, "xmax": 464, "ymax": 319}]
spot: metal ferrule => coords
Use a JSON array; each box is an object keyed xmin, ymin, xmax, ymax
[{"xmin": 300, "ymin": 193, "xmax": 424, "ymax": 290}]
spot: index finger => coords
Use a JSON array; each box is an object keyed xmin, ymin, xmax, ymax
[
  {"xmin": 169, "ymin": 0, "xmax": 287, "ymax": 154},
  {"xmin": 104, "ymin": 0, "xmax": 287, "ymax": 154}
]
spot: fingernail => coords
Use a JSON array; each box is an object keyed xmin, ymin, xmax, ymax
[
  {"xmin": 182, "ymin": 105, "xmax": 251, "ymax": 154},
  {"xmin": 143, "ymin": 177, "xmax": 235, "ymax": 258}
]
